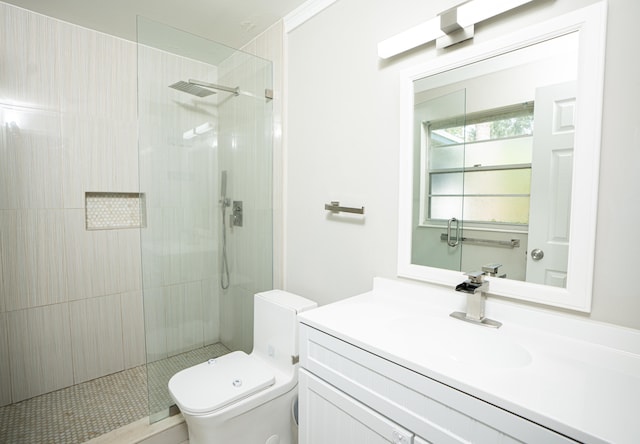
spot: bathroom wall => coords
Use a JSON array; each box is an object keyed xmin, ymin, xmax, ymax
[
  {"xmin": 284, "ymin": 0, "xmax": 640, "ymax": 330},
  {"xmin": 0, "ymin": 3, "xmax": 143, "ymax": 406}
]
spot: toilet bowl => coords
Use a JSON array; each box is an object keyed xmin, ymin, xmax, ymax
[{"xmin": 168, "ymin": 290, "xmax": 317, "ymax": 444}]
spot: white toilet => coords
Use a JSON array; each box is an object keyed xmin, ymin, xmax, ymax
[{"xmin": 168, "ymin": 290, "xmax": 317, "ymax": 444}]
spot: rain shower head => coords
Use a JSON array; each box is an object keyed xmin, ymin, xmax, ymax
[
  {"xmin": 170, "ymin": 79, "xmax": 273, "ymax": 100},
  {"xmin": 169, "ymin": 80, "xmax": 217, "ymax": 97}
]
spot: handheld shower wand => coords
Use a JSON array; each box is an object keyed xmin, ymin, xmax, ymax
[{"xmin": 220, "ymin": 171, "xmax": 230, "ymax": 290}]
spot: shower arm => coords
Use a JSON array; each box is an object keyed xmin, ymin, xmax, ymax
[{"xmin": 188, "ymin": 79, "xmax": 240, "ymax": 96}]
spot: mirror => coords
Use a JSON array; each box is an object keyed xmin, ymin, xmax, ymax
[
  {"xmin": 412, "ymin": 32, "xmax": 578, "ymax": 284},
  {"xmin": 397, "ymin": 3, "xmax": 607, "ymax": 312}
]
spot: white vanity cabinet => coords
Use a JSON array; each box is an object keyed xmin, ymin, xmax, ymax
[{"xmin": 298, "ymin": 323, "xmax": 576, "ymax": 444}]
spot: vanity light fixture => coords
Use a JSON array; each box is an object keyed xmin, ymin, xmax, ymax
[{"xmin": 377, "ymin": 0, "xmax": 534, "ymax": 59}]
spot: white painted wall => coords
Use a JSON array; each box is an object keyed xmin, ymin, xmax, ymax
[{"xmin": 284, "ymin": 0, "xmax": 640, "ymax": 330}]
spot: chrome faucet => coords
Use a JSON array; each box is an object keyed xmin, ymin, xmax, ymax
[{"xmin": 450, "ymin": 271, "xmax": 502, "ymax": 328}]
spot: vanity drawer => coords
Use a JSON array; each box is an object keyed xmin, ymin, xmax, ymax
[
  {"xmin": 300, "ymin": 369, "xmax": 414, "ymax": 444},
  {"xmin": 299, "ymin": 323, "xmax": 577, "ymax": 444}
]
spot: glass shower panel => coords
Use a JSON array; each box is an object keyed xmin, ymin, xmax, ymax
[
  {"xmin": 216, "ymin": 51, "xmax": 274, "ymax": 355},
  {"xmin": 137, "ymin": 17, "xmax": 273, "ymax": 422}
]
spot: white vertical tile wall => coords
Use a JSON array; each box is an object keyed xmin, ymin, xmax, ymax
[
  {"xmin": 7, "ymin": 303, "xmax": 74, "ymax": 402},
  {"xmin": 142, "ymin": 286, "xmax": 168, "ymax": 363},
  {"xmin": 103, "ymin": 228, "xmax": 142, "ymax": 296},
  {"xmin": 165, "ymin": 282, "xmax": 205, "ymax": 356},
  {"xmin": 120, "ymin": 290, "xmax": 146, "ymax": 369},
  {"xmin": 63, "ymin": 209, "xmax": 102, "ymax": 300},
  {"xmin": 61, "ymin": 116, "xmax": 138, "ymax": 209},
  {"xmin": 0, "ymin": 313, "xmax": 10, "ymax": 406},
  {"xmin": 219, "ymin": 290, "xmax": 239, "ymax": 350},
  {"xmin": 202, "ymin": 278, "xmax": 221, "ymax": 345},
  {"xmin": 0, "ymin": 236, "xmax": 4, "ymax": 314},
  {"xmin": 0, "ymin": 3, "xmax": 62, "ymax": 110},
  {"xmin": 0, "ymin": 210, "xmax": 18, "ymax": 313},
  {"xmin": 219, "ymin": 286, "xmax": 254, "ymax": 353},
  {"xmin": 58, "ymin": 24, "xmax": 137, "ymax": 119},
  {"xmin": 69, "ymin": 294, "xmax": 124, "ymax": 384},
  {"xmin": 0, "ymin": 105, "xmax": 63, "ymax": 209},
  {"xmin": 2, "ymin": 209, "xmax": 68, "ymax": 311},
  {"xmin": 0, "ymin": 2, "xmax": 144, "ymax": 407}
]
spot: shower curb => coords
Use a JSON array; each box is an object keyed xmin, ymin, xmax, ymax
[{"xmin": 83, "ymin": 414, "xmax": 188, "ymax": 444}]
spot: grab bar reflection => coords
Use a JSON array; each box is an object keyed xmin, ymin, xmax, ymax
[
  {"xmin": 439, "ymin": 233, "xmax": 520, "ymax": 249},
  {"xmin": 447, "ymin": 217, "xmax": 460, "ymax": 247},
  {"xmin": 324, "ymin": 201, "xmax": 365, "ymax": 214}
]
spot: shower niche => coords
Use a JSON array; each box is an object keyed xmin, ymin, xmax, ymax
[{"xmin": 136, "ymin": 17, "xmax": 274, "ymax": 422}]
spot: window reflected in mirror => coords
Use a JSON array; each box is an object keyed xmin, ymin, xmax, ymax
[{"xmin": 424, "ymin": 102, "xmax": 534, "ymax": 225}]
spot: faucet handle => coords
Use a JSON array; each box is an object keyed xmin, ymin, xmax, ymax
[{"xmin": 464, "ymin": 270, "xmax": 485, "ymax": 283}]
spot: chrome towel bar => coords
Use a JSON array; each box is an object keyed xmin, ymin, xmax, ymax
[{"xmin": 325, "ymin": 201, "xmax": 365, "ymax": 215}]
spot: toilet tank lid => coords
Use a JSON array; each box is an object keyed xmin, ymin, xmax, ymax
[
  {"xmin": 256, "ymin": 289, "xmax": 317, "ymax": 313},
  {"xmin": 168, "ymin": 351, "xmax": 275, "ymax": 415}
]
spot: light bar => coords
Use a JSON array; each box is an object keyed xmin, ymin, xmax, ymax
[{"xmin": 377, "ymin": 0, "xmax": 534, "ymax": 59}]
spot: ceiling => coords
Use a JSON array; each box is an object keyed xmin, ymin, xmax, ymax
[{"xmin": 3, "ymin": 0, "xmax": 309, "ymax": 49}]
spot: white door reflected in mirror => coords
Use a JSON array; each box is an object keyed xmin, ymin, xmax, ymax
[{"xmin": 526, "ymin": 81, "xmax": 576, "ymax": 287}]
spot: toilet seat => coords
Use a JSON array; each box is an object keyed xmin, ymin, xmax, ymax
[{"xmin": 168, "ymin": 351, "xmax": 275, "ymax": 415}]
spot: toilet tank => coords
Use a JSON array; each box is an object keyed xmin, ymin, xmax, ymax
[{"xmin": 253, "ymin": 290, "xmax": 317, "ymax": 371}]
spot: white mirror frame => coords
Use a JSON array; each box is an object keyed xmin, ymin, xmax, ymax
[{"xmin": 398, "ymin": 2, "xmax": 607, "ymax": 312}]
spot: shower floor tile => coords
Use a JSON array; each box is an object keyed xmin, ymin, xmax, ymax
[{"xmin": 0, "ymin": 343, "xmax": 230, "ymax": 444}]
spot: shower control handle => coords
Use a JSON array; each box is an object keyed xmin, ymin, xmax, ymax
[{"xmin": 232, "ymin": 201, "xmax": 243, "ymax": 227}]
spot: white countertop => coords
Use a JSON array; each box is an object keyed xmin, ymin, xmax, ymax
[{"xmin": 298, "ymin": 277, "xmax": 640, "ymax": 444}]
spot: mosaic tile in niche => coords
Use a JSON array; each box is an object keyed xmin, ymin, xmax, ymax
[{"xmin": 85, "ymin": 192, "xmax": 146, "ymax": 230}]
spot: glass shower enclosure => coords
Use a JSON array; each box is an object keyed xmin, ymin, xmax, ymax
[{"xmin": 137, "ymin": 18, "xmax": 273, "ymax": 422}]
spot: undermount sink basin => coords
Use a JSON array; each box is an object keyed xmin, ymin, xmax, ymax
[{"xmin": 388, "ymin": 315, "xmax": 533, "ymax": 369}]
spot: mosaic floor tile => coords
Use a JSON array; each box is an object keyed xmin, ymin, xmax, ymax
[{"xmin": 0, "ymin": 343, "xmax": 229, "ymax": 444}]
